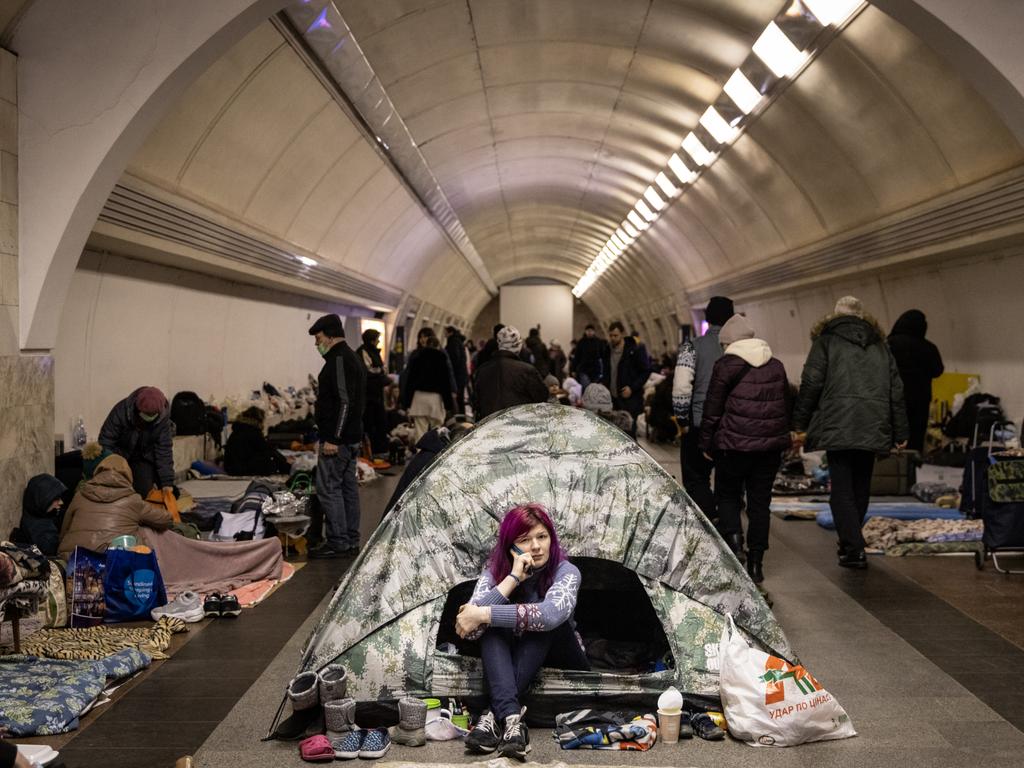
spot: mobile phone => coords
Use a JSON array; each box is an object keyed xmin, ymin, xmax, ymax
[{"xmin": 511, "ymin": 544, "xmax": 533, "ymax": 574}]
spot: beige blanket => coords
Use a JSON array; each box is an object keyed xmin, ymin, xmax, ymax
[{"xmin": 139, "ymin": 529, "xmax": 283, "ymax": 596}]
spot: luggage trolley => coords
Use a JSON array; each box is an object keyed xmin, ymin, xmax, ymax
[{"xmin": 967, "ymin": 419, "xmax": 1024, "ymax": 574}]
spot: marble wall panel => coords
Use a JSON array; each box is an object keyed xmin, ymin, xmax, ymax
[{"xmin": 0, "ymin": 355, "xmax": 55, "ymax": 540}]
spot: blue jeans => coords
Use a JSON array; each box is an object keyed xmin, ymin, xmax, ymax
[
  {"xmin": 315, "ymin": 443, "xmax": 361, "ymax": 550},
  {"xmin": 480, "ymin": 620, "xmax": 590, "ymax": 720}
]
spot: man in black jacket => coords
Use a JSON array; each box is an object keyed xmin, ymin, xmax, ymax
[
  {"xmin": 357, "ymin": 328, "xmax": 390, "ymax": 455},
  {"xmin": 571, "ymin": 325, "xmax": 606, "ymax": 388},
  {"xmin": 473, "ymin": 326, "xmax": 550, "ymax": 419},
  {"xmin": 445, "ymin": 325, "xmax": 469, "ymax": 415},
  {"xmin": 99, "ymin": 386, "xmax": 175, "ymax": 496},
  {"xmin": 309, "ymin": 313, "xmax": 367, "ymax": 559},
  {"xmin": 603, "ymin": 321, "xmax": 648, "ymax": 435}
]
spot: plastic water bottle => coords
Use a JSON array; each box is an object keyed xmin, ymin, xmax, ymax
[{"xmin": 71, "ymin": 416, "xmax": 87, "ymax": 449}]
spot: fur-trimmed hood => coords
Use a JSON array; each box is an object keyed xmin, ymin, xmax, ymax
[{"xmin": 810, "ymin": 313, "xmax": 885, "ymax": 347}]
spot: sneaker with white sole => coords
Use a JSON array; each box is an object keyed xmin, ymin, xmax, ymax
[
  {"xmin": 497, "ymin": 707, "xmax": 530, "ymax": 761},
  {"xmin": 151, "ymin": 591, "xmax": 204, "ymax": 623},
  {"xmin": 358, "ymin": 728, "xmax": 391, "ymax": 759},
  {"xmin": 465, "ymin": 710, "xmax": 500, "ymax": 753}
]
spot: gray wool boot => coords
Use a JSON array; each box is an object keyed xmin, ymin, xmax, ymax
[
  {"xmin": 324, "ymin": 697, "xmax": 358, "ymax": 740},
  {"xmin": 388, "ymin": 697, "xmax": 427, "ymax": 747},
  {"xmin": 271, "ymin": 671, "xmax": 321, "ymax": 740},
  {"xmin": 318, "ymin": 664, "xmax": 348, "ymax": 702}
]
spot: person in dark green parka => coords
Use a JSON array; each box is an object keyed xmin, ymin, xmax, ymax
[{"xmin": 793, "ymin": 296, "xmax": 908, "ymax": 569}]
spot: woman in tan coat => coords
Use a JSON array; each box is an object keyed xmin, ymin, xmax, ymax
[{"xmin": 58, "ymin": 453, "xmax": 173, "ymax": 558}]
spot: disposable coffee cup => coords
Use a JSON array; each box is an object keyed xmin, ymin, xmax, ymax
[{"xmin": 657, "ymin": 708, "xmax": 681, "ymax": 744}]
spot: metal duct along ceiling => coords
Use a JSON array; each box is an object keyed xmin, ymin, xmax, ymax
[{"xmin": 98, "ymin": 184, "xmax": 403, "ymax": 309}]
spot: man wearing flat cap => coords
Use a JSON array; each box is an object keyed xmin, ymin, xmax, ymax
[{"xmin": 309, "ymin": 313, "xmax": 367, "ymax": 559}]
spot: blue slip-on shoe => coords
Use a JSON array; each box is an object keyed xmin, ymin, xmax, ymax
[
  {"xmin": 333, "ymin": 729, "xmax": 365, "ymax": 760},
  {"xmin": 358, "ymin": 728, "xmax": 391, "ymax": 759}
]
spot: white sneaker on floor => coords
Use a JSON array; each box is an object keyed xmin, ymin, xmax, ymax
[{"xmin": 151, "ymin": 590, "xmax": 204, "ymax": 623}]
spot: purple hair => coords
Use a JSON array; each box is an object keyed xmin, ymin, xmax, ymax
[{"xmin": 487, "ymin": 503, "xmax": 567, "ymax": 597}]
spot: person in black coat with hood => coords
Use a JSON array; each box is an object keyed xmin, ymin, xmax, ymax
[
  {"xmin": 224, "ymin": 407, "xmax": 291, "ymax": 476},
  {"xmin": 11, "ymin": 474, "xmax": 67, "ymax": 555},
  {"xmin": 358, "ymin": 328, "xmax": 390, "ymax": 455},
  {"xmin": 445, "ymin": 326, "xmax": 470, "ymax": 415},
  {"xmin": 99, "ymin": 386, "xmax": 175, "ymax": 496},
  {"xmin": 888, "ymin": 310, "xmax": 944, "ymax": 452}
]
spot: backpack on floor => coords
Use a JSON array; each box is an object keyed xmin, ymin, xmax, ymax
[
  {"xmin": 171, "ymin": 391, "xmax": 207, "ymax": 436},
  {"xmin": 212, "ymin": 490, "xmax": 268, "ymax": 541}
]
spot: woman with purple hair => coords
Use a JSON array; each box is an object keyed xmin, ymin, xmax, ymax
[{"xmin": 455, "ymin": 503, "xmax": 588, "ymax": 760}]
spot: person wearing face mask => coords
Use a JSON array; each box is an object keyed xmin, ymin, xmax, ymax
[
  {"xmin": 98, "ymin": 386, "xmax": 175, "ymax": 497},
  {"xmin": 456, "ymin": 503, "xmax": 588, "ymax": 761},
  {"xmin": 308, "ymin": 313, "xmax": 367, "ymax": 559}
]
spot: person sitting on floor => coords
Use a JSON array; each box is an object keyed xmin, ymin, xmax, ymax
[
  {"xmin": 580, "ymin": 383, "xmax": 634, "ymax": 434},
  {"xmin": 10, "ymin": 474, "xmax": 67, "ymax": 555},
  {"xmin": 224, "ymin": 406, "xmax": 292, "ymax": 476},
  {"xmin": 58, "ymin": 452, "xmax": 173, "ymax": 558},
  {"xmin": 457, "ymin": 503, "xmax": 589, "ymax": 760}
]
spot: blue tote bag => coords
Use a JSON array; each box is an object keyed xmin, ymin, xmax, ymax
[{"xmin": 103, "ymin": 547, "xmax": 167, "ymax": 623}]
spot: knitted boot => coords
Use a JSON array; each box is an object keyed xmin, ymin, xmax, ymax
[
  {"xmin": 325, "ymin": 697, "xmax": 358, "ymax": 745},
  {"xmin": 272, "ymin": 671, "xmax": 321, "ymax": 740},
  {"xmin": 318, "ymin": 665, "xmax": 348, "ymax": 702},
  {"xmin": 388, "ymin": 697, "xmax": 427, "ymax": 747}
]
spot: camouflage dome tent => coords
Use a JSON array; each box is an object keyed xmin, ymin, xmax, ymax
[{"xmin": 274, "ymin": 404, "xmax": 793, "ymax": 726}]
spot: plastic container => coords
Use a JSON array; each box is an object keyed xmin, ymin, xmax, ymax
[{"xmin": 109, "ymin": 534, "xmax": 137, "ymax": 550}]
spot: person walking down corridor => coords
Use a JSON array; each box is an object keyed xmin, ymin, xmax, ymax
[
  {"xmin": 403, "ymin": 334, "xmax": 455, "ymax": 443},
  {"xmin": 699, "ymin": 315, "xmax": 791, "ymax": 584},
  {"xmin": 571, "ymin": 325, "xmax": 606, "ymax": 389},
  {"xmin": 793, "ymin": 296, "xmax": 908, "ymax": 570},
  {"xmin": 358, "ymin": 328, "xmax": 390, "ymax": 456},
  {"xmin": 603, "ymin": 321, "xmax": 647, "ymax": 435},
  {"xmin": 99, "ymin": 386, "xmax": 175, "ymax": 497},
  {"xmin": 887, "ymin": 309, "xmax": 944, "ymax": 452},
  {"xmin": 473, "ymin": 326, "xmax": 550, "ymax": 420},
  {"xmin": 672, "ymin": 296, "xmax": 734, "ymax": 522},
  {"xmin": 309, "ymin": 313, "xmax": 367, "ymax": 559}
]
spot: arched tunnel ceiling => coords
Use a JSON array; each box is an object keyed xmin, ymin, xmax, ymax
[{"xmin": 113, "ymin": 0, "xmax": 1024, "ymax": 325}]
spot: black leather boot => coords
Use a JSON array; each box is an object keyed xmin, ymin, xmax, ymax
[
  {"xmin": 746, "ymin": 550, "xmax": 764, "ymax": 584},
  {"xmin": 726, "ymin": 533, "xmax": 746, "ymax": 564}
]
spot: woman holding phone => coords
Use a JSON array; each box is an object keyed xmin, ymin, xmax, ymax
[{"xmin": 455, "ymin": 503, "xmax": 589, "ymax": 760}]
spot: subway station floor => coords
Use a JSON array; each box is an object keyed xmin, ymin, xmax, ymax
[{"xmin": 44, "ymin": 441, "xmax": 1024, "ymax": 768}]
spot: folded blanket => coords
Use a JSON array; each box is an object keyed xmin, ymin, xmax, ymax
[
  {"xmin": 554, "ymin": 710, "xmax": 658, "ymax": 750},
  {"xmin": 20, "ymin": 616, "xmax": 186, "ymax": 660},
  {"xmin": 139, "ymin": 528, "xmax": 283, "ymax": 596},
  {"xmin": 0, "ymin": 648, "xmax": 149, "ymax": 735},
  {"xmin": 862, "ymin": 517, "xmax": 982, "ymax": 552}
]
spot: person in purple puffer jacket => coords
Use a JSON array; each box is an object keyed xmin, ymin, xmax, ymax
[{"xmin": 700, "ymin": 314, "xmax": 792, "ymax": 584}]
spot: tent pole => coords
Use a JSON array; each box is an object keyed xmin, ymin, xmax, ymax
[{"xmin": 262, "ymin": 693, "xmax": 289, "ymax": 741}]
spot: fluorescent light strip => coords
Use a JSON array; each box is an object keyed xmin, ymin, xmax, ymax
[
  {"xmin": 635, "ymin": 199, "xmax": 657, "ymax": 223},
  {"xmin": 803, "ymin": 0, "xmax": 863, "ymax": 26},
  {"xmin": 643, "ymin": 185, "xmax": 666, "ymax": 212},
  {"xmin": 668, "ymin": 153, "xmax": 697, "ymax": 185},
  {"xmin": 700, "ymin": 106, "xmax": 739, "ymax": 144},
  {"xmin": 723, "ymin": 70, "xmax": 763, "ymax": 115},
  {"xmin": 610, "ymin": 233, "xmax": 626, "ymax": 251},
  {"xmin": 655, "ymin": 172, "xmax": 679, "ymax": 197},
  {"xmin": 627, "ymin": 210, "xmax": 649, "ymax": 231},
  {"xmin": 614, "ymin": 227, "xmax": 633, "ymax": 245},
  {"xmin": 752, "ymin": 22, "xmax": 808, "ymax": 79},
  {"xmin": 623, "ymin": 220, "xmax": 640, "ymax": 239},
  {"xmin": 682, "ymin": 133, "xmax": 715, "ymax": 167}
]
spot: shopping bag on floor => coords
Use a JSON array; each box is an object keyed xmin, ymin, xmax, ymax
[
  {"xmin": 103, "ymin": 547, "xmax": 167, "ymax": 623},
  {"xmin": 66, "ymin": 546, "xmax": 106, "ymax": 628},
  {"xmin": 718, "ymin": 614, "xmax": 856, "ymax": 747}
]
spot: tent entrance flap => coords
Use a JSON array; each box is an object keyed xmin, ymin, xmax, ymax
[{"xmin": 435, "ymin": 558, "xmax": 672, "ymax": 673}]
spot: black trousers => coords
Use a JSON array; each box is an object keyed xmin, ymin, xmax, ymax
[
  {"xmin": 681, "ymin": 429, "xmax": 716, "ymax": 521},
  {"xmin": 714, "ymin": 449, "xmax": 781, "ymax": 554},
  {"xmin": 364, "ymin": 397, "xmax": 389, "ymax": 454},
  {"xmin": 827, "ymin": 449, "xmax": 876, "ymax": 552}
]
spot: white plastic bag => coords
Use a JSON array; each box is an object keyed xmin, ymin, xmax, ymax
[{"xmin": 719, "ymin": 615, "xmax": 856, "ymax": 747}]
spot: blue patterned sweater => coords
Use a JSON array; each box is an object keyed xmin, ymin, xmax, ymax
[{"xmin": 467, "ymin": 559, "xmax": 581, "ymax": 638}]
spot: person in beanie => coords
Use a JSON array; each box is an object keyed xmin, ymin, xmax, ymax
[
  {"xmin": 309, "ymin": 313, "xmax": 367, "ymax": 559},
  {"xmin": 793, "ymin": 296, "xmax": 908, "ymax": 569},
  {"xmin": 888, "ymin": 309, "xmax": 944, "ymax": 452},
  {"xmin": 99, "ymin": 386, "xmax": 175, "ymax": 496},
  {"xmin": 672, "ymin": 296, "xmax": 734, "ymax": 521},
  {"xmin": 699, "ymin": 315, "xmax": 791, "ymax": 583},
  {"xmin": 358, "ymin": 328, "xmax": 390, "ymax": 455},
  {"xmin": 473, "ymin": 326, "xmax": 550, "ymax": 420}
]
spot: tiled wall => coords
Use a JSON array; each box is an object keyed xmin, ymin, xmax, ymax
[{"xmin": 0, "ymin": 48, "xmax": 55, "ymax": 540}]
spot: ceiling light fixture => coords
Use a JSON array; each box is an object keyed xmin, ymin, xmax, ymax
[
  {"xmin": 635, "ymin": 199, "xmax": 657, "ymax": 223},
  {"xmin": 655, "ymin": 172, "xmax": 680, "ymax": 198},
  {"xmin": 803, "ymin": 0, "xmax": 863, "ymax": 26},
  {"xmin": 614, "ymin": 227, "xmax": 633, "ymax": 245},
  {"xmin": 296, "ymin": 255, "xmax": 318, "ymax": 267},
  {"xmin": 610, "ymin": 233, "xmax": 626, "ymax": 251},
  {"xmin": 667, "ymin": 153, "xmax": 697, "ymax": 185},
  {"xmin": 643, "ymin": 186, "xmax": 666, "ymax": 211},
  {"xmin": 682, "ymin": 133, "xmax": 715, "ymax": 167},
  {"xmin": 700, "ymin": 106, "xmax": 739, "ymax": 144},
  {"xmin": 723, "ymin": 70, "xmax": 764, "ymax": 115},
  {"xmin": 623, "ymin": 220, "xmax": 640, "ymax": 239},
  {"xmin": 752, "ymin": 22, "xmax": 808, "ymax": 78},
  {"xmin": 627, "ymin": 210, "xmax": 649, "ymax": 231}
]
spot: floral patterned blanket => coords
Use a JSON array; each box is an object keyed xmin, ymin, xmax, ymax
[{"xmin": 0, "ymin": 648, "xmax": 149, "ymax": 736}]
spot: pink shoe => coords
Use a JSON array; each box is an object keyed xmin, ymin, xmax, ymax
[{"xmin": 300, "ymin": 734, "xmax": 335, "ymax": 762}]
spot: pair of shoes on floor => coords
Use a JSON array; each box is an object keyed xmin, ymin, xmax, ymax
[
  {"xmin": 838, "ymin": 549, "xmax": 868, "ymax": 569},
  {"xmin": 308, "ymin": 543, "xmax": 360, "ymax": 560},
  {"xmin": 691, "ymin": 712, "xmax": 725, "ymax": 740},
  {"xmin": 331, "ymin": 728, "xmax": 391, "ymax": 760},
  {"xmin": 203, "ymin": 592, "xmax": 241, "ymax": 618},
  {"xmin": 274, "ymin": 665, "xmax": 350, "ymax": 741},
  {"xmin": 465, "ymin": 707, "xmax": 529, "ymax": 761},
  {"xmin": 151, "ymin": 590, "xmax": 204, "ymax": 622}
]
